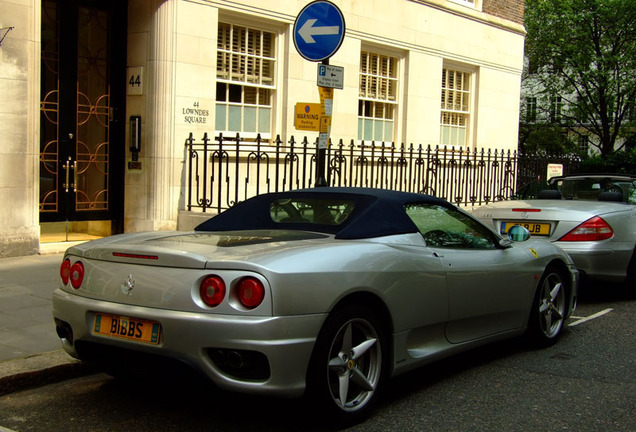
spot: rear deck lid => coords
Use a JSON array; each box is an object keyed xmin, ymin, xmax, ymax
[
  {"xmin": 476, "ymin": 200, "xmax": 630, "ymax": 239},
  {"xmin": 65, "ymin": 230, "xmax": 330, "ymax": 269}
]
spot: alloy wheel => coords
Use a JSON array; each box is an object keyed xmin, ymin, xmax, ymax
[
  {"xmin": 538, "ymin": 272, "xmax": 566, "ymax": 339},
  {"xmin": 326, "ymin": 317, "xmax": 382, "ymax": 412}
]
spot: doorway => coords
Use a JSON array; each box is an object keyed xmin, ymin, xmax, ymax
[{"xmin": 39, "ymin": 0, "xmax": 127, "ymax": 242}]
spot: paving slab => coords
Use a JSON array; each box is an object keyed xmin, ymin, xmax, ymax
[{"xmin": 0, "ymin": 245, "xmax": 96, "ymax": 394}]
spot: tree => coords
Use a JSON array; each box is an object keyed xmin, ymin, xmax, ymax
[
  {"xmin": 524, "ymin": 0, "xmax": 636, "ymax": 157},
  {"xmin": 519, "ymin": 123, "xmax": 581, "ymax": 156},
  {"xmin": 578, "ymin": 145, "xmax": 636, "ymax": 172}
]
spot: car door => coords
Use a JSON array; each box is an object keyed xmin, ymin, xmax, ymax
[
  {"xmin": 39, "ymin": 0, "xmax": 127, "ymax": 237},
  {"xmin": 405, "ymin": 203, "xmax": 535, "ymax": 344}
]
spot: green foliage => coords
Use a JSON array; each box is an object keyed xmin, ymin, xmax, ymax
[
  {"xmin": 519, "ymin": 124, "xmax": 581, "ymax": 156},
  {"xmin": 577, "ymin": 147, "xmax": 636, "ymax": 173},
  {"xmin": 524, "ymin": 0, "xmax": 636, "ymax": 157}
]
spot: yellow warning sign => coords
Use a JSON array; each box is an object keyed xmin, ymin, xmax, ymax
[
  {"xmin": 320, "ymin": 116, "xmax": 330, "ymax": 133},
  {"xmin": 294, "ymin": 103, "xmax": 321, "ymax": 131},
  {"xmin": 319, "ymin": 87, "xmax": 334, "ymax": 115}
]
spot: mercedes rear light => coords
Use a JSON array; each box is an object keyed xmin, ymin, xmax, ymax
[
  {"xmin": 512, "ymin": 208, "xmax": 541, "ymax": 212},
  {"xmin": 559, "ymin": 216, "xmax": 613, "ymax": 242}
]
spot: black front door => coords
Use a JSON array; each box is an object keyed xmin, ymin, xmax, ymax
[{"xmin": 40, "ymin": 0, "xmax": 126, "ymax": 236}]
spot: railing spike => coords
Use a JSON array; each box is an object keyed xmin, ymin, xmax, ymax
[{"xmin": 184, "ymin": 133, "xmax": 581, "ymax": 211}]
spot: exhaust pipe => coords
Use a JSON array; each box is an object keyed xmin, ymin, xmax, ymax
[
  {"xmin": 227, "ymin": 351, "xmax": 245, "ymax": 369},
  {"xmin": 55, "ymin": 319, "xmax": 73, "ymax": 344}
]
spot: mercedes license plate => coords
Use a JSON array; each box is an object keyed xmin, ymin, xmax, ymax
[{"xmin": 500, "ymin": 221, "xmax": 551, "ymax": 236}]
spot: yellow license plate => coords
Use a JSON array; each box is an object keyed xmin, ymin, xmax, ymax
[
  {"xmin": 93, "ymin": 313, "xmax": 161, "ymax": 345},
  {"xmin": 501, "ymin": 221, "xmax": 551, "ymax": 236}
]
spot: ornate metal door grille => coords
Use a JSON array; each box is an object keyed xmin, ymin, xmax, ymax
[{"xmin": 39, "ymin": 1, "xmax": 113, "ymax": 219}]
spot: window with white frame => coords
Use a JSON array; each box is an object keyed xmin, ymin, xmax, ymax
[
  {"xmin": 526, "ymin": 97, "xmax": 537, "ymax": 122},
  {"xmin": 216, "ymin": 23, "xmax": 275, "ymax": 137},
  {"xmin": 440, "ymin": 67, "xmax": 472, "ymax": 147},
  {"xmin": 358, "ymin": 50, "xmax": 398, "ymax": 143},
  {"xmin": 578, "ymin": 135, "xmax": 589, "ymax": 154},
  {"xmin": 550, "ymin": 95, "xmax": 562, "ymax": 123},
  {"xmin": 450, "ymin": 0, "xmax": 477, "ymax": 8}
]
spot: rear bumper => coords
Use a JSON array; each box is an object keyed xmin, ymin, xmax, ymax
[
  {"xmin": 52, "ymin": 288, "xmax": 326, "ymax": 398},
  {"xmin": 556, "ymin": 242, "xmax": 634, "ymax": 283}
]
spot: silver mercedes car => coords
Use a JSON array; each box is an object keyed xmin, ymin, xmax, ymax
[
  {"xmin": 53, "ymin": 188, "xmax": 578, "ymax": 421},
  {"xmin": 473, "ymin": 174, "xmax": 636, "ymax": 285}
]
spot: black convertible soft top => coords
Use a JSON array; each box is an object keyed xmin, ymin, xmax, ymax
[{"xmin": 195, "ymin": 187, "xmax": 451, "ymax": 239}]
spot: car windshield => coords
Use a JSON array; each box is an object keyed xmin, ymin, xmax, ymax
[
  {"xmin": 553, "ymin": 178, "xmax": 636, "ymax": 204},
  {"xmin": 405, "ymin": 203, "xmax": 497, "ymax": 249},
  {"xmin": 269, "ymin": 198, "xmax": 355, "ymax": 225}
]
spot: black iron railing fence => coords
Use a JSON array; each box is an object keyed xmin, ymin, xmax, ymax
[{"xmin": 185, "ymin": 133, "xmax": 581, "ymax": 213}]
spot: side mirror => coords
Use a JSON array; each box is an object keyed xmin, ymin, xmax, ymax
[{"xmin": 507, "ymin": 225, "xmax": 531, "ymax": 242}]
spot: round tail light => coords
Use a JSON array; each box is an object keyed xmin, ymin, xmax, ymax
[
  {"xmin": 237, "ymin": 277, "xmax": 265, "ymax": 309},
  {"xmin": 200, "ymin": 275, "xmax": 226, "ymax": 307},
  {"xmin": 70, "ymin": 261, "xmax": 85, "ymax": 289},
  {"xmin": 60, "ymin": 259, "xmax": 71, "ymax": 285}
]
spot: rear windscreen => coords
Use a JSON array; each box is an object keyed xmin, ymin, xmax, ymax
[{"xmin": 269, "ymin": 198, "xmax": 355, "ymax": 226}]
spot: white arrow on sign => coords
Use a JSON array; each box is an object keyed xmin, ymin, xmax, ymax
[{"xmin": 298, "ymin": 19, "xmax": 340, "ymax": 44}]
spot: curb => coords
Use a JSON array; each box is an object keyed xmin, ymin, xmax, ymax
[{"xmin": 0, "ymin": 350, "xmax": 98, "ymax": 396}]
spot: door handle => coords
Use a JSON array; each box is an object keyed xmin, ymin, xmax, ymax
[
  {"xmin": 72, "ymin": 160, "xmax": 77, "ymax": 192},
  {"xmin": 62, "ymin": 157, "xmax": 77, "ymax": 193},
  {"xmin": 63, "ymin": 157, "xmax": 71, "ymax": 192}
]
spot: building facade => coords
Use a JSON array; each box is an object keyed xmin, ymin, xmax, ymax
[
  {"xmin": 520, "ymin": 72, "xmax": 632, "ymax": 157},
  {"xmin": 0, "ymin": 0, "xmax": 525, "ymax": 257}
]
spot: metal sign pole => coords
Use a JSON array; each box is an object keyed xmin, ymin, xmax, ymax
[
  {"xmin": 316, "ymin": 58, "xmax": 329, "ymax": 187},
  {"xmin": 293, "ymin": 1, "xmax": 345, "ymax": 188}
]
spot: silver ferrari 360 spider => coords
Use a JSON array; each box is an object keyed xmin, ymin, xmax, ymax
[{"xmin": 53, "ymin": 188, "xmax": 578, "ymax": 420}]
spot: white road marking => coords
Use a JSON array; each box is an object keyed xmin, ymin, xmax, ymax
[{"xmin": 568, "ymin": 308, "xmax": 614, "ymax": 327}]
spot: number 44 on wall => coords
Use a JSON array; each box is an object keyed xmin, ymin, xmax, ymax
[{"xmin": 127, "ymin": 67, "xmax": 144, "ymax": 96}]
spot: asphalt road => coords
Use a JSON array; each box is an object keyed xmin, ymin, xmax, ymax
[{"xmin": 1, "ymin": 283, "xmax": 634, "ymax": 432}]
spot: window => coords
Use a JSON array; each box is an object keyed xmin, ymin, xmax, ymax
[
  {"xmin": 405, "ymin": 203, "xmax": 497, "ymax": 249},
  {"xmin": 526, "ymin": 97, "xmax": 537, "ymax": 123},
  {"xmin": 358, "ymin": 51, "xmax": 398, "ymax": 142},
  {"xmin": 216, "ymin": 23, "xmax": 275, "ymax": 137},
  {"xmin": 555, "ymin": 177, "xmax": 635, "ymax": 203},
  {"xmin": 450, "ymin": 0, "xmax": 476, "ymax": 7},
  {"xmin": 574, "ymin": 95, "xmax": 586, "ymax": 122},
  {"xmin": 578, "ymin": 135, "xmax": 589, "ymax": 154},
  {"xmin": 270, "ymin": 198, "xmax": 355, "ymax": 225},
  {"xmin": 440, "ymin": 67, "xmax": 472, "ymax": 147},
  {"xmin": 550, "ymin": 95, "xmax": 562, "ymax": 123}
]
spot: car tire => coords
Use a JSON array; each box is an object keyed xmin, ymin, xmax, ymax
[
  {"xmin": 306, "ymin": 304, "xmax": 387, "ymax": 423},
  {"xmin": 527, "ymin": 266, "xmax": 568, "ymax": 347}
]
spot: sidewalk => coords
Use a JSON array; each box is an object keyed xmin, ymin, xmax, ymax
[{"xmin": 0, "ymin": 243, "xmax": 96, "ymax": 395}]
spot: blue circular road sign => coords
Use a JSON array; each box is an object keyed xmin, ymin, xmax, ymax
[{"xmin": 293, "ymin": 1, "xmax": 346, "ymax": 62}]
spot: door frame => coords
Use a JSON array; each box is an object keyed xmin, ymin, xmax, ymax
[{"xmin": 39, "ymin": 0, "xmax": 127, "ymax": 235}]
